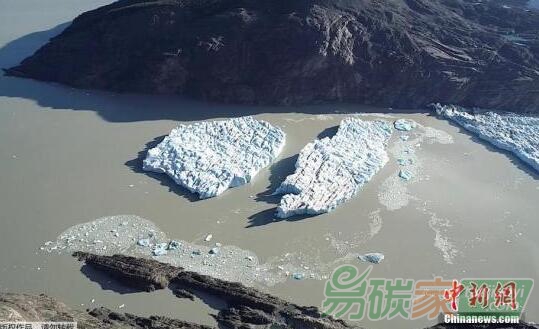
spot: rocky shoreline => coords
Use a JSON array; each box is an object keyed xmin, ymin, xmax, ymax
[
  {"xmin": 5, "ymin": 0, "xmax": 539, "ymax": 112},
  {"xmin": 2, "ymin": 252, "xmax": 536, "ymax": 329}
]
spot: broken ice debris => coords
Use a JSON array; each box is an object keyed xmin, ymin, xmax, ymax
[
  {"xmin": 209, "ymin": 247, "xmax": 220, "ymax": 255},
  {"xmin": 204, "ymin": 234, "xmax": 213, "ymax": 242},
  {"xmin": 137, "ymin": 239, "xmax": 150, "ymax": 247},
  {"xmin": 152, "ymin": 243, "xmax": 169, "ymax": 256},
  {"xmin": 358, "ymin": 252, "xmax": 385, "ymax": 264},
  {"xmin": 434, "ymin": 104, "xmax": 539, "ymax": 173},
  {"xmin": 394, "ymin": 119, "xmax": 416, "ymax": 131},
  {"xmin": 274, "ymin": 118, "xmax": 392, "ymax": 218},
  {"xmin": 168, "ymin": 240, "xmax": 181, "ymax": 250},
  {"xmin": 143, "ymin": 116, "xmax": 286, "ymax": 199},
  {"xmin": 293, "ymin": 273, "xmax": 305, "ymax": 280},
  {"xmin": 398, "ymin": 170, "xmax": 413, "ymax": 181}
]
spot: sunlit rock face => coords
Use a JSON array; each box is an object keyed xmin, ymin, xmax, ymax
[
  {"xmin": 143, "ymin": 117, "xmax": 285, "ymax": 198},
  {"xmin": 275, "ymin": 118, "xmax": 392, "ymax": 218}
]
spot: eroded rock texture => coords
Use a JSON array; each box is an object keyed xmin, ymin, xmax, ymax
[
  {"xmin": 74, "ymin": 252, "xmax": 356, "ymax": 329},
  {"xmin": 5, "ymin": 0, "xmax": 539, "ymax": 112}
]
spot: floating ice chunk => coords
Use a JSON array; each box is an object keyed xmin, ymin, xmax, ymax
[
  {"xmin": 204, "ymin": 234, "xmax": 213, "ymax": 242},
  {"xmin": 435, "ymin": 104, "xmax": 539, "ymax": 172},
  {"xmin": 143, "ymin": 117, "xmax": 286, "ymax": 199},
  {"xmin": 398, "ymin": 170, "xmax": 413, "ymax": 181},
  {"xmin": 293, "ymin": 273, "xmax": 305, "ymax": 280},
  {"xmin": 152, "ymin": 243, "xmax": 168, "ymax": 256},
  {"xmin": 394, "ymin": 119, "xmax": 416, "ymax": 131},
  {"xmin": 137, "ymin": 239, "xmax": 150, "ymax": 247},
  {"xmin": 275, "ymin": 118, "xmax": 392, "ymax": 218},
  {"xmin": 358, "ymin": 252, "xmax": 385, "ymax": 264},
  {"xmin": 209, "ymin": 247, "xmax": 220, "ymax": 255},
  {"xmin": 168, "ymin": 240, "xmax": 181, "ymax": 250},
  {"xmin": 400, "ymin": 135, "xmax": 410, "ymax": 141}
]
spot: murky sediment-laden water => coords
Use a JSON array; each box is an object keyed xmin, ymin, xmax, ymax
[{"xmin": 1, "ymin": 2, "xmax": 538, "ymax": 328}]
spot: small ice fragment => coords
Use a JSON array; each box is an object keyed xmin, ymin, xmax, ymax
[
  {"xmin": 152, "ymin": 243, "xmax": 169, "ymax": 256},
  {"xmin": 215, "ymin": 242, "xmax": 222, "ymax": 247},
  {"xmin": 128, "ymin": 184, "xmax": 135, "ymax": 188},
  {"xmin": 118, "ymin": 304, "xmax": 125, "ymax": 309},
  {"xmin": 121, "ymin": 221, "xmax": 128, "ymax": 226},
  {"xmin": 205, "ymin": 234, "xmax": 213, "ymax": 242},
  {"xmin": 192, "ymin": 250, "xmax": 201, "ymax": 256},
  {"xmin": 397, "ymin": 158, "xmax": 407, "ymax": 166},
  {"xmin": 91, "ymin": 299, "xmax": 95, "ymax": 303},
  {"xmin": 137, "ymin": 239, "xmax": 150, "ymax": 247},
  {"xmin": 394, "ymin": 119, "xmax": 416, "ymax": 131},
  {"xmin": 246, "ymin": 256, "xmax": 254, "ymax": 262},
  {"xmin": 358, "ymin": 252, "xmax": 385, "ymax": 264},
  {"xmin": 44, "ymin": 241, "xmax": 53, "ymax": 246},
  {"xmin": 400, "ymin": 135, "xmax": 410, "ymax": 141},
  {"xmin": 209, "ymin": 247, "xmax": 220, "ymax": 255},
  {"xmin": 167, "ymin": 240, "xmax": 181, "ymax": 250},
  {"xmin": 399, "ymin": 170, "xmax": 413, "ymax": 181},
  {"xmin": 293, "ymin": 273, "xmax": 305, "ymax": 280}
]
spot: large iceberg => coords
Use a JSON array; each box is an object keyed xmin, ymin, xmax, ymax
[
  {"xmin": 435, "ymin": 104, "xmax": 539, "ymax": 172},
  {"xmin": 274, "ymin": 118, "xmax": 392, "ymax": 218},
  {"xmin": 143, "ymin": 117, "xmax": 286, "ymax": 198}
]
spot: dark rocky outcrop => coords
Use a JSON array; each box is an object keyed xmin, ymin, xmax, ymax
[
  {"xmin": 4, "ymin": 0, "xmax": 539, "ymax": 112},
  {"xmin": 73, "ymin": 251, "xmax": 182, "ymax": 292},
  {"xmin": 1, "ymin": 252, "xmax": 538, "ymax": 328},
  {"xmin": 74, "ymin": 251, "xmax": 355, "ymax": 328}
]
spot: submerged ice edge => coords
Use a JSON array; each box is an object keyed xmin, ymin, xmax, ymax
[
  {"xmin": 40, "ymin": 215, "xmax": 374, "ymax": 287},
  {"xmin": 142, "ymin": 116, "xmax": 286, "ymax": 199},
  {"xmin": 435, "ymin": 104, "xmax": 539, "ymax": 173},
  {"xmin": 274, "ymin": 117, "xmax": 393, "ymax": 218}
]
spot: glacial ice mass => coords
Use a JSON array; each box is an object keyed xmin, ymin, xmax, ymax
[
  {"xmin": 275, "ymin": 118, "xmax": 392, "ymax": 218},
  {"xmin": 143, "ymin": 116, "xmax": 286, "ymax": 198},
  {"xmin": 435, "ymin": 104, "xmax": 539, "ymax": 173}
]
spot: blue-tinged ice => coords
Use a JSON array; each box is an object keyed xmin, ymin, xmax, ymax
[
  {"xmin": 358, "ymin": 252, "xmax": 385, "ymax": 264},
  {"xmin": 143, "ymin": 117, "xmax": 286, "ymax": 199},
  {"xmin": 394, "ymin": 119, "xmax": 417, "ymax": 131},
  {"xmin": 435, "ymin": 104, "xmax": 539, "ymax": 172},
  {"xmin": 274, "ymin": 118, "xmax": 392, "ymax": 218}
]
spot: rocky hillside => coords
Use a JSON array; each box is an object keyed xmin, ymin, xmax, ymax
[{"xmin": 5, "ymin": 0, "xmax": 539, "ymax": 112}]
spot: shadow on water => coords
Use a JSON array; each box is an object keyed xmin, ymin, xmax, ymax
[
  {"xmin": 253, "ymin": 154, "xmax": 298, "ymax": 204},
  {"xmin": 0, "ymin": 23, "xmax": 428, "ymax": 123},
  {"xmin": 0, "ymin": 22, "xmax": 70, "ymax": 68},
  {"xmin": 426, "ymin": 112, "xmax": 539, "ymax": 181},
  {"xmin": 124, "ymin": 135, "xmax": 200, "ymax": 202},
  {"xmin": 80, "ymin": 264, "xmax": 146, "ymax": 294},
  {"xmin": 246, "ymin": 208, "xmax": 319, "ymax": 228},
  {"xmin": 316, "ymin": 125, "xmax": 338, "ymax": 139}
]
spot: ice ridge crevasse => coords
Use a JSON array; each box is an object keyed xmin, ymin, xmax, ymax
[
  {"xmin": 143, "ymin": 117, "xmax": 286, "ymax": 199},
  {"xmin": 274, "ymin": 118, "xmax": 393, "ymax": 218}
]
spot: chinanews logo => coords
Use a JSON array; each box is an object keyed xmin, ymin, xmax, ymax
[{"xmin": 321, "ymin": 265, "xmax": 533, "ymax": 323}]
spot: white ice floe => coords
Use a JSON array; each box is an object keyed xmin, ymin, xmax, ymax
[
  {"xmin": 435, "ymin": 104, "xmax": 539, "ymax": 172},
  {"xmin": 275, "ymin": 118, "xmax": 392, "ymax": 218},
  {"xmin": 143, "ymin": 117, "xmax": 286, "ymax": 199},
  {"xmin": 394, "ymin": 119, "xmax": 417, "ymax": 131}
]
